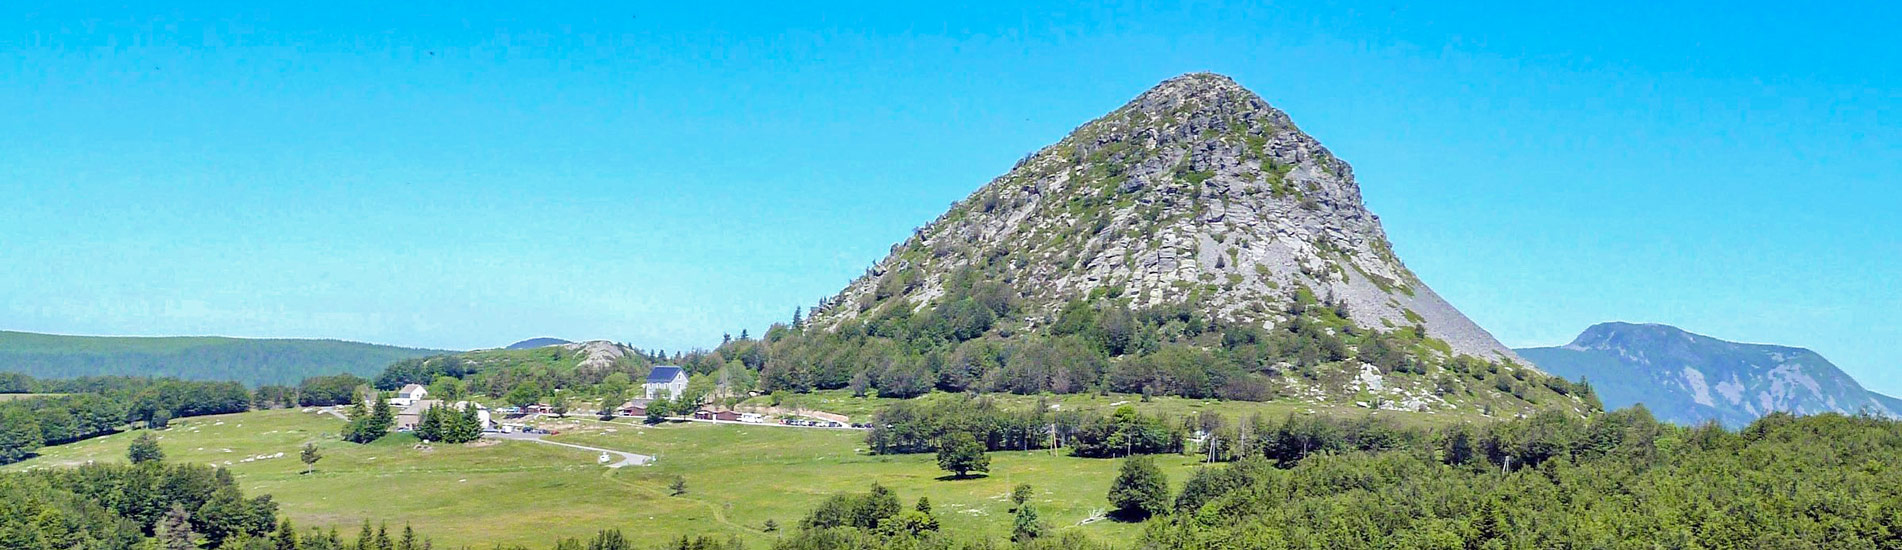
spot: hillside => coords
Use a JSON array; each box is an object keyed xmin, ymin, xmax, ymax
[
  {"xmin": 373, "ymin": 340, "xmax": 657, "ymax": 395},
  {"xmin": 733, "ymin": 73, "xmax": 1592, "ymax": 417},
  {"xmin": 0, "ymin": 330, "xmax": 444, "ymax": 386},
  {"xmin": 1518, "ymin": 322, "xmax": 1895, "ymax": 427}
]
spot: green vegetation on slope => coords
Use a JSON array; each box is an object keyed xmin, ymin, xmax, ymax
[{"xmin": 0, "ymin": 330, "xmax": 444, "ymax": 386}]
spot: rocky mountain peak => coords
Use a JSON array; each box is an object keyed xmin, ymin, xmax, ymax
[
  {"xmin": 812, "ymin": 73, "xmax": 1521, "ymax": 364},
  {"xmin": 739, "ymin": 73, "xmax": 1614, "ymax": 417}
]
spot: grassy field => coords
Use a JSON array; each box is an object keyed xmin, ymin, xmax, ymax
[{"xmin": 7, "ymin": 409, "xmax": 1208, "ymax": 548}]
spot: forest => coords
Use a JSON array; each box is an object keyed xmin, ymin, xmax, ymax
[
  {"xmin": 705, "ymin": 280, "xmax": 1595, "ymax": 414},
  {"xmin": 778, "ymin": 409, "xmax": 1902, "ymax": 549},
  {"xmin": 0, "ymin": 375, "xmax": 255, "ymax": 465}
]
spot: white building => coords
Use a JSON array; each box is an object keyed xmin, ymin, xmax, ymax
[
  {"xmin": 391, "ymin": 384, "xmax": 429, "ymax": 407},
  {"xmin": 644, "ymin": 366, "xmax": 688, "ymax": 400}
]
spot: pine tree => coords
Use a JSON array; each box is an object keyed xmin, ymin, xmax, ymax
[
  {"xmin": 399, "ymin": 524, "xmax": 416, "ymax": 550},
  {"xmin": 301, "ymin": 442, "xmax": 322, "ymax": 474},
  {"xmin": 416, "ymin": 406, "xmax": 444, "ymax": 443},
  {"xmin": 356, "ymin": 520, "xmax": 373, "ymax": 550},
  {"xmin": 129, "ymin": 432, "xmax": 164, "ymax": 464},
  {"xmin": 375, "ymin": 522, "xmax": 392, "ymax": 550},
  {"xmin": 1011, "ymin": 503, "xmax": 1045, "ymax": 542},
  {"xmin": 275, "ymin": 518, "xmax": 299, "ymax": 550},
  {"xmin": 158, "ymin": 503, "xmax": 197, "ymax": 550}
]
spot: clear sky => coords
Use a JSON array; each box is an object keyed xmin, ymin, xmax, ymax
[{"xmin": 2, "ymin": 2, "xmax": 1897, "ymax": 391}]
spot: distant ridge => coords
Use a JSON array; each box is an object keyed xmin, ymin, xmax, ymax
[
  {"xmin": 1518, "ymin": 322, "xmax": 1895, "ymax": 427},
  {"xmin": 506, "ymin": 337, "xmax": 572, "ymax": 350},
  {"xmin": 0, "ymin": 330, "xmax": 447, "ymax": 386}
]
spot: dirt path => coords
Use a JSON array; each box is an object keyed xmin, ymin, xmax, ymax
[{"xmin": 483, "ymin": 432, "xmax": 653, "ymax": 467}]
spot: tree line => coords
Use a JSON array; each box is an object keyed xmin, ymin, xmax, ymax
[
  {"xmin": 865, "ymin": 395, "xmax": 1185, "ymax": 459},
  {"xmin": 701, "ymin": 279, "xmax": 1595, "ymax": 414},
  {"xmin": 0, "ymin": 375, "xmax": 255, "ymax": 465}
]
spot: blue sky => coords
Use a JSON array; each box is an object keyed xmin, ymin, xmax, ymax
[{"xmin": 2, "ymin": 2, "xmax": 1897, "ymax": 391}]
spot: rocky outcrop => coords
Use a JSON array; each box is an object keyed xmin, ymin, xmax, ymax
[{"xmin": 811, "ymin": 73, "xmax": 1521, "ymax": 363}]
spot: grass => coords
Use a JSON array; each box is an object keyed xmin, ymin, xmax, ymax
[{"xmin": 7, "ymin": 408, "xmax": 1210, "ymax": 548}]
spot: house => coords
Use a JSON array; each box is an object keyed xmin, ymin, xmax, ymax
[
  {"xmin": 692, "ymin": 408, "xmax": 745, "ymax": 422},
  {"xmin": 644, "ymin": 366, "xmax": 688, "ymax": 400},
  {"xmin": 396, "ymin": 400, "xmax": 493, "ymax": 431},
  {"xmin": 391, "ymin": 384, "xmax": 429, "ymax": 407},
  {"xmin": 617, "ymin": 399, "xmax": 652, "ymax": 417},
  {"xmin": 395, "ymin": 399, "xmax": 443, "ymax": 430}
]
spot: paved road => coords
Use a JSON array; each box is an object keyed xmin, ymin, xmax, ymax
[{"xmin": 483, "ymin": 432, "xmax": 653, "ymax": 467}]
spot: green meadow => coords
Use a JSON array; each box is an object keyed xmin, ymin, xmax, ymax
[{"xmin": 7, "ymin": 408, "xmax": 1216, "ymax": 548}]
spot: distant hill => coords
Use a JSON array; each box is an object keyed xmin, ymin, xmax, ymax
[
  {"xmin": 0, "ymin": 330, "xmax": 447, "ymax": 386},
  {"xmin": 1518, "ymin": 323, "xmax": 1895, "ymax": 428},
  {"xmin": 506, "ymin": 337, "xmax": 572, "ymax": 350}
]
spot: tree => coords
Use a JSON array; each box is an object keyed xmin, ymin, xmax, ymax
[
  {"xmin": 669, "ymin": 475, "xmax": 688, "ymax": 496},
  {"xmin": 0, "ymin": 407, "xmax": 45, "ymax": 464},
  {"xmin": 427, "ymin": 376, "xmax": 465, "ymax": 402},
  {"xmin": 300, "ymin": 443, "xmax": 322, "ymax": 475},
  {"xmin": 275, "ymin": 518, "xmax": 299, "ymax": 550},
  {"xmin": 129, "ymin": 432, "xmax": 165, "ymax": 464},
  {"xmin": 1109, "ymin": 456, "xmax": 1170, "ymax": 520},
  {"xmin": 505, "ymin": 382, "xmax": 543, "ymax": 410},
  {"xmin": 416, "ymin": 406, "xmax": 444, "ymax": 443},
  {"xmin": 551, "ymin": 393, "xmax": 570, "ymax": 418},
  {"xmin": 587, "ymin": 529, "xmax": 630, "ymax": 550},
  {"xmin": 645, "ymin": 399, "xmax": 674, "ymax": 424},
  {"xmin": 936, "ymin": 432, "xmax": 990, "ymax": 478},
  {"xmin": 598, "ymin": 390, "xmax": 624, "ymax": 421},
  {"xmin": 344, "ymin": 393, "xmax": 395, "ymax": 444},
  {"xmin": 1011, "ymin": 483, "xmax": 1034, "ymax": 511},
  {"xmin": 1012, "ymin": 503, "xmax": 1045, "ymax": 542},
  {"xmin": 159, "ymin": 503, "xmax": 197, "ymax": 550},
  {"xmin": 372, "ymin": 397, "xmax": 394, "ymax": 431}
]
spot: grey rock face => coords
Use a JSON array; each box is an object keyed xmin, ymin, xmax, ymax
[
  {"xmin": 1520, "ymin": 322, "xmax": 1896, "ymax": 427},
  {"xmin": 812, "ymin": 73, "xmax": 1522, "ymax": 364}
]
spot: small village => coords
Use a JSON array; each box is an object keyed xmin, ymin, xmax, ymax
[{"xmin": 369, "ymin": 365, "xmax": 861, "ymax": 467}]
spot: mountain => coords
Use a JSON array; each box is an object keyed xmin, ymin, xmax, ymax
[
  {"xmin": 769, "ymin": 73, "xmax": 1589, "ymax": 415},
  {"xmin": 1518, "ymin": 322, "xmax": 1895, "ymax": 428},
  {"xmin": 816, "ymin": 73, "xmax": 1520, "ymax": 362},
  {"xmin": 506, "ymin": 337, "xmax": 572, "ymax": 350},
  {"xmin": 0, "ymin": 330, "xmax": 446, "ymax": 387}
]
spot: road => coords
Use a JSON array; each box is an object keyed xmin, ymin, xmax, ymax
[{"xmin": 483, "ymin": 432, "xmax": 654, "ymax": 467}]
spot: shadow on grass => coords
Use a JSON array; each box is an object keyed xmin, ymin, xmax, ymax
[
  {"xmin": 1106, "ymin": 509, "xmax": 1154, "ymax": 523},
  {"xmin": 934, "ymin": 473, "xmax": 992, "ymax": 481}
]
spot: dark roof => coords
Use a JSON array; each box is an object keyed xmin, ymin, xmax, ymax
[{"xmin": 646, "ymin": 366, "xmax": 685, "ymax": 383}]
